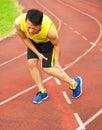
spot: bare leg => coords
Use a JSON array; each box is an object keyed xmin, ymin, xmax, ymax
[
  {"xmin": 43, "ymin": 67, "xmax": 77, "ymax": 87},
  {"xmin": 28, "ymin": 59, "xmax": 45, "ymax": 92}
]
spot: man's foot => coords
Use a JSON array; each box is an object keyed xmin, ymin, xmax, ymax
[
  {"xmin": 32, "ymin": 91, "xmax": 48, "ymax": 104},
  {"xmin": 70, "ymin": 76, "xmax": 82, "ymax": 98}
]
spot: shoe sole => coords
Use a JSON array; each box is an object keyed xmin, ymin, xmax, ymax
[
  {"xmin": 72, "ymin": 76, "xmax": 82, "ymax": 98},
  {"xmin": 32, "ymin": 95, "xmax": 48, "ymax": 104}
]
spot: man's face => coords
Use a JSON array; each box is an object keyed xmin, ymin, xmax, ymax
[{"xmin": 26, "ymin": 19, "xmax": 41, "ymax": 35}]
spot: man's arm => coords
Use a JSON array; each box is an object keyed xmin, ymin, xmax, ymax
[
  {"xmin": 15, "ymin": 17, "xmax": 47, "ymax": 61},
  {"xmin": 15, "ymin": 17, "xmax": 40, "ymax": 56},
  {"xmin": 47, "ymin": 27, "xmax": 61, "ymax": 67}
]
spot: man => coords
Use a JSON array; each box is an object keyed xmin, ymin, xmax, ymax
[{"xmin": 15, "ymin": 8, "xmax": 82, "ymax": 104}]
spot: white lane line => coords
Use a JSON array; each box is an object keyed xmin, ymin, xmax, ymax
[
  {"xmin": 62, "ymin": 21, "xmax": 94, "ymax": 44},
  {"xmin": 74, "ymin": 113, "xmax": 86, "ymax": 130},
  {"xmin": 74, "ymin": 31, "xmax": 81, "ymax": 35},
  {"xmin": 54, "ymin": 78, "xmax": 61, "ymax": 85},
  {"xmin": 0, "ymin": 52, "xmax": 27, "ymax": 67},
  {"xmin": 81, "ymin": 36, "xmax": 88, "ymax": 41},
  {"xmin": 84, "ymin": 109, "xmax": 102, "ymax": 127},
  {"xmin": 62, "ymin": 91, "xmax": 72, "ymax": 104},
  {"xmin": 0, "ymin": 76, "xmax": 53, "ymax": 106},
  {"xmin": 69, "ymin": 26, "xmax": 74, "ymax": 30},
  {"xmin": 89, "ymin": 42, "xmax": 94, "ymax": 45},
  {"xmin": 0, "ymin": 77, "xmax": 60, "ymax": 105},
  {"xmin": 76, "ymin": 109, "xmax": 102, "ymax": 129},
  {"xmin": 0, "ymin": 85, "xmax": 36, "ymax": 106}
]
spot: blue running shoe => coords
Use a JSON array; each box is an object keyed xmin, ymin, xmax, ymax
[
  {"xmin": 71, "ymin": 76, "xmax": 82, "ymax": 98},
  {"xmin": 32, "ymin": 91, "xmax": 48, "ymax": 104}
]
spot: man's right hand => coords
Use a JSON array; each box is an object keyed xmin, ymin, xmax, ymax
[{"xmin": 38, "ymin": 53, "xmax": 48, "ymax": 61}]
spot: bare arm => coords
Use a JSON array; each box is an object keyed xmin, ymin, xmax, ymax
[
  {"xmin": 47, "ymin": 27, "xmax": 61, "ymax": 66},
  {"xmin": 15, "ymin": 17, "xmax": 47, "ymax": 60}
]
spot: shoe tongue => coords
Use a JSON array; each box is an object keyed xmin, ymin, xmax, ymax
[
  {"xmin": 70, "ymin": 88, "xmax": 76, "ymax": 92},
  {"xmin": 36, "ymin": 91, "xmax": 42, "ymax": 96}
]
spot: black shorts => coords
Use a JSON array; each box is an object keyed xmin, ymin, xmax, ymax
[{"xmin": 27, "ymin": 39, "xmax": 55, "ymax": 68}]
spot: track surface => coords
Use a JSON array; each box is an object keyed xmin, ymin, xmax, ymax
[{"xmin": 0, "ymin": 0, "xmax": 102, "ymax": 130}]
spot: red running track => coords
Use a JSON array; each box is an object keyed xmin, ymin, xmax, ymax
[{"xmin": 0, "ymin": 0, "xmax": 102, "ymax": 130}]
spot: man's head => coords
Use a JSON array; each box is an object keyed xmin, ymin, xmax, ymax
[
  {"xmin": 26, "ymin": 9, "xmax": 43, "ymax": 35},
  {"xmin": 26, "ymin": 9, "xmax": 43, "ymax": 25}
]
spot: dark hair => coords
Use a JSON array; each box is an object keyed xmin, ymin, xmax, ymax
[{"xmin": 26, "ymin": 9, "xmax": 43, "ymax": 25}]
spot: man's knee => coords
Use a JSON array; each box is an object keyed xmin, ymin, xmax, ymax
[
  {"xmin": 28, "ymin": 59, "xmax": 38, "ymax": 70},
  {"xmin": 43, "ymin": 67, "xmax": 52, "ymax": 74}
]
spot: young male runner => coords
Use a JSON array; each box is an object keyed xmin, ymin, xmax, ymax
[{"xmin": 15, "ymin": 8, "xmax": 82, "ymax": 104}]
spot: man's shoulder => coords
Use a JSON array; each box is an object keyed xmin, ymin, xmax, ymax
[
  {"xmin": 15, "ymin": 13, "xmax": 26, "ymax": 24},
  {"xmin": 43, "ymin": 14, "xmax": 52, "ymax": 23}
]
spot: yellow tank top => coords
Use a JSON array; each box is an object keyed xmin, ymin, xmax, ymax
[{"xmin": 20, "ymin": 14, "xmax": 58, "ymax": 43}]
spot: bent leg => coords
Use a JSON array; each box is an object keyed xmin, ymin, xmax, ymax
[{"xmin": 43, "ymin": 67, "xmax": 77, "ymax": 87}]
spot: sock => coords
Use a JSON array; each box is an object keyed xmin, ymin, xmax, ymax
[
  {"xmin": 70, "ymin": 82, "xmax": 77, "ymax": 90},
  {"xmin": 41, "ymin": 89, "xmax": 47, "ymax": 93}
]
